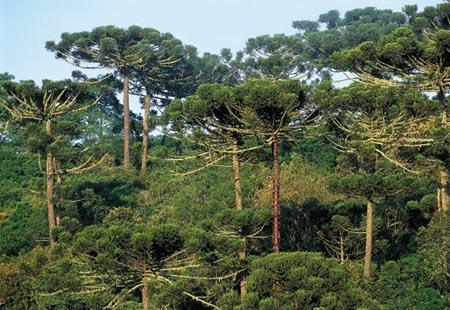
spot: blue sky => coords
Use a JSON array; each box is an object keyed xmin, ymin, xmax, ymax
[{"xmin": 0, "ymin": 0, "xmax": 440, "ymax": 111}]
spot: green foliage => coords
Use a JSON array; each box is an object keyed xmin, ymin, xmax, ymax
[
  {"xmin": 1, "ymin": 3, "xmax": 448, "ymax": 310},
  {"xmin": 416, "ymin": 213, "xmax": 450, "ymax": 297},
  {"xmin": 369, "ymin": 255, "xmax": 446, "ymax": 309},
  {"xmin": 0, "ymin": 144, "xmax": 46, "ymax": 257},
  {"xmin": 239, "ymin": 79, "xmax": 307, "ymax": 124},
  {"xmin": 221, "ymin": 252, "xmax": 375, "ymax": 309},
  {"xmin": 56, "ymin": 167, "xmax": 145, "ymax": 227},
  {"xmin": 293, "ymin": 137, "xmax": 337, "ymax": 170},
  {"xmin": 292, "ymin": 7, "xmax": 408, "ymax": 70},
  {"xmin": 0, "ymin": 202, "xmax": 46, "ymax": 258},
  {"xmin": 240, "ymin": 34, "xmax": 307, "ymax": 80}
]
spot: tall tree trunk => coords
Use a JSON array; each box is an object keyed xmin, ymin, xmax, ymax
[
  {"xmin": 123, "ymin": 74, "xmax": 131, "ymax": 169},
  {"xmin": 272, "ymin": 135, "xmax": 281, "ymax": 253},
  {"xmin": 437, "ymin": 89, "xmax": 448, "ymax": 212},
  {"xmin": 232, "ymin": 138, "xmax": 247, "ymax": 294},
  {"xmin": 46, "ymin": 120, "xmax": 56, "ymax": 247},
  {"xmin": 55, "ymin": 162, "xmax": 61, "ymax": 227},
  {"xmin": 142, "ymin": 275, "xmax": 149, "ymax": 310},
  {"xmin": 141, "ymin": 94, "xmax": 151, "ymax": 174},
  {"xmin": 364, "ymin": 200, "xmax": 374, "ymax": 279},
  {"xmin": 439, "ymin": 168, "xmax": 449, "ymax": 212},
  {"xmin": 232, "ymin": 139, "xmax": 242, "ymax": 210}
]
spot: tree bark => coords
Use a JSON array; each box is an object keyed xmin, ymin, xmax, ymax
[
  {"xmin": 123, "ymin": 74, "xmax": 131, "ymax": 169},
  {"xmin": 437, "ymin": 89, "xmax": 448, "ymax": 212},
  {"xmin": 239, "ymin": 240, "xmax": 247, "ymax": 296},
  {"xmin": 141, "ymin": 94, "xmax": 151, "ymax": 174},
  {"xmin": 272, "ymin": 136, "xmax": 281, "ymax": 253},
  {"xmin": 142, "ymin": 275, "xmax": 149, "ymax": 310},
  {"xmin": 46, "ymin": 120, "xmax": 56, "ymax": 247},
  {"xmin": 232, "ymin": 138, "xmax": 247, "ymax": 295},
  {"xmin": 439, "ymin": 168, "xmax": 449, "ymax": 212},
  {"xmin": 232, "ymin": 139, "xmax": 243, "ymax": 210},
  {"xmin": 364, "ymin": 200, "xmax": 374, "ymax": 279},
  {"xmin": 55, "ymin": 166, "xmax": 61, "ymax": 227}
]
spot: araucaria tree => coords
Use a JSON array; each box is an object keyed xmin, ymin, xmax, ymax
[
  {"xmin": 234, "ymin": 33, "xmax": 317, "ymax": 253},
  {"xmin": 239, "ymin": 34, "xmax": 307, "ymax": 80},
  {"xmin": 3, "ymin": 3, "xmax": 450, "ymax": 310},
  {"xmin": 165, "ymin": 83, "xmax": 263, "ymax": 295},
  {"xmin": 315, "ymin": 82, "xmax": 434, "ymax": 278},
  {"xmin": 238, "ymin": 80, "xmax": 311, "ymax": 253},
  {"xmin": 129, "ymin": 30, "xmax": 192, "ymax": 174},
  {"xmin": 166, "ymin": 84, "xmax": 256, "ymax": 209},
  {"xmin": 46, "ymin": 26, "xmax": 150, "ymax": 169},
  {"xmin": 73, "ymin": 210, "xmax": 242, "ymax": 310},
  {"xmin": 332, "ymin": 4, "xmax": 450, "ymax": 211},
  {"xmin": 0, "ymin": 80, "xmax": 101, "ymax": 246}
]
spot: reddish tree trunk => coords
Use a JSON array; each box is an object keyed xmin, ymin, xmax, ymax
[
  {"xmin": 123, "ymin": 74, "xmax": 131, "ymax": 169},
  {"xmin": 364, "ymin": 200, "xmax": 374, "ymax": 278},
  {"xmin": 46, "ymin": 120, "xmax": 56, "ymax": 247},
  {"xmin": 272, "ymin": 136, "xmax": 280, "ymax": 253},
  {"xmin": 141, "ymin": 94, "xmax": 151, "ymax": 174}
]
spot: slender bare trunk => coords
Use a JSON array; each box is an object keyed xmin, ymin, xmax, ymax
[
  {"xmin": 55, "ymin": 168, "xmax": 61, "ymax": 227},
  {"xmin": 439, "ymin": 168, "xmax": 449, "ymax": 212},
  {"xmin": 141, "ymin": 94, "xmax": 151, "ymax": 174},
  {"xmin": 123, "ymin": 74, "xmax": 131, "ymax": 169},
  {"xmin": 272, "ymin": 136, "xmax": 280, "ymax": 253},
  {"xmin": 437, "ymin": 89, "xmax": 449, "ymax": 212},
  {"xmin": 364, "ymin": 201, "xmax": 374, "ymax": 279},
  {"xmin": 232, "ymin": 139, "xmax": 242, "ymax": 210},
  {"xmin": 46, "ymin": 120, "xmax": 56, "ymax": 247},
  {"xmin": 232, "ymin": 138, "xmax": 247, "ymax": 294},
  {"xmin": 142, "ymin": 271, "xmax": 149, "ymax": 310}
]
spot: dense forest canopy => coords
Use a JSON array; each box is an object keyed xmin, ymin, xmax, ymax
[{"xmin": 0, "ymin": 2, "xmax": 449, "ymax": 310}]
